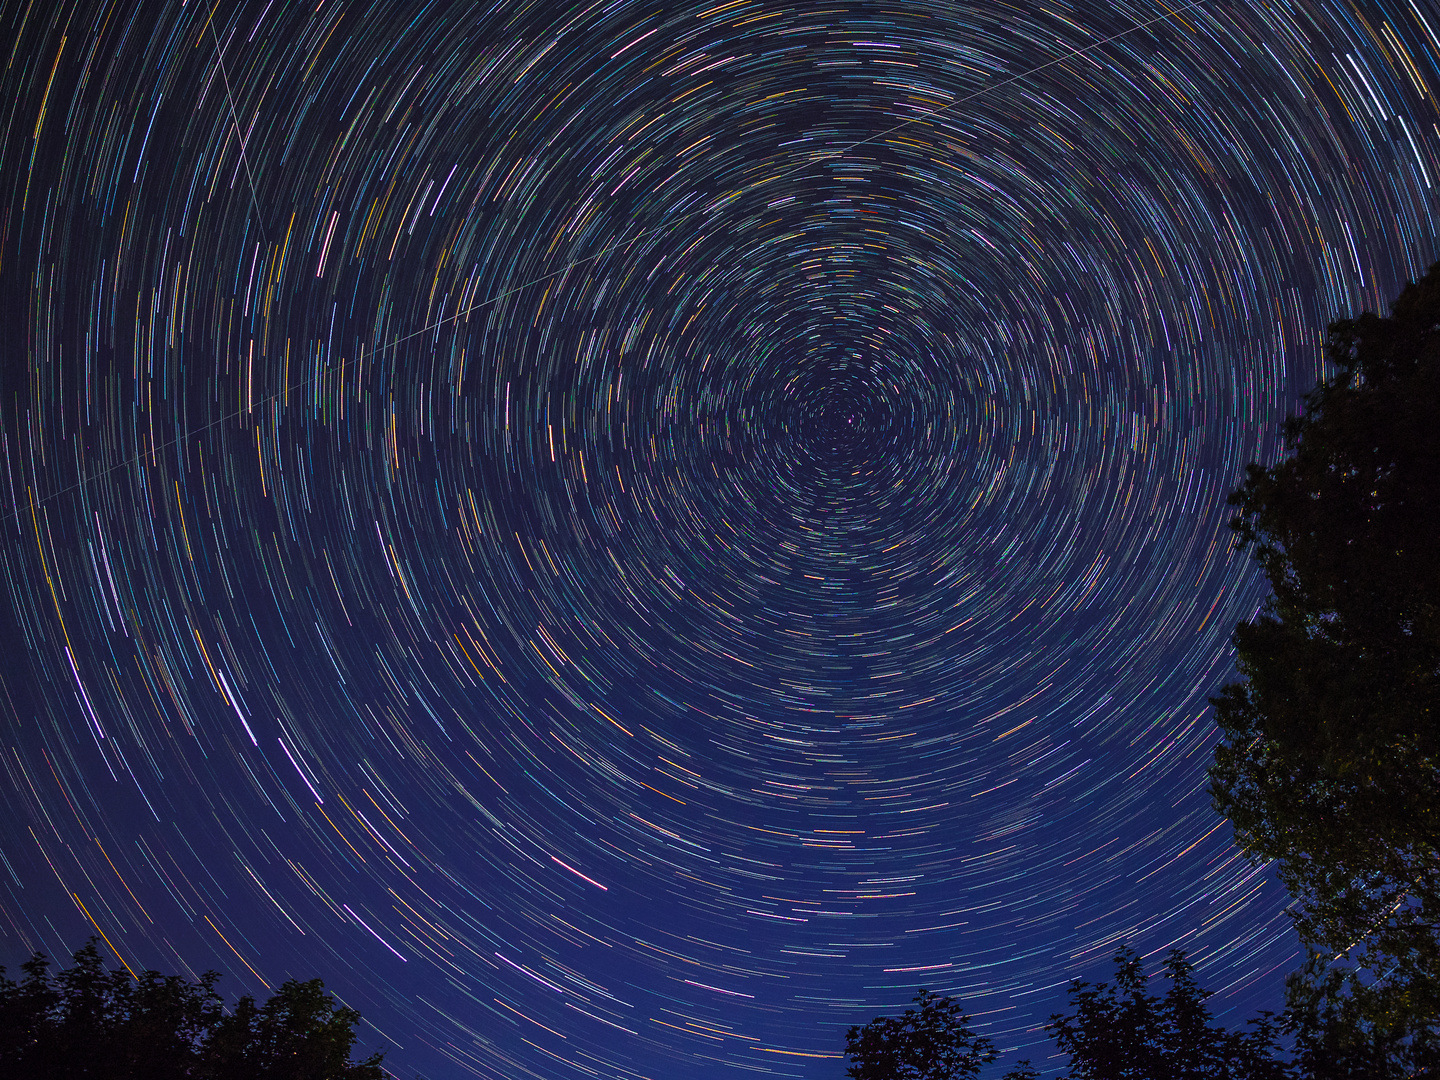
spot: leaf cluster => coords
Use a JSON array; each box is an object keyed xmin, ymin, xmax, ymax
[
  {"xmin": 0, "ymin": 939, "xmax": 385, "ymax": 1080},
  {"xmin": 1211, "ymin": 261, "xmax": 1440, "ymax": 1029},
  {"xmin": 845, "ymin": 989, "xmax": 998, "ymax": 1080},
  {"xmin": 1046, "ymin": 948, "xmax": 1288, "ymax": 1080},
  {"xmin": 839, "ymin": 948, "xmax": 1440, "ymax": 1080},
  {"xmin": 1281, "ymin": 951, "xmax": 1440, "ymax": 1079}
]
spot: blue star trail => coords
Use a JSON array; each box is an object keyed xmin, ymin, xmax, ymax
[{"xmin": 2, "ymin": 0, "xmax": 1439, "ymax": 1077}]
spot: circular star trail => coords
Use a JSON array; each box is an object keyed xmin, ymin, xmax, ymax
[{"xmin": 3, "ymin": 0, "xmax": 1439, "ymax": 1076}]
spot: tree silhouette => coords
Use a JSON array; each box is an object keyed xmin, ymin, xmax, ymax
[
  {"xmin": 0, "ymin": 939, "xmax": 384, "ymax": 1080},
  {"xmin": 1046, "ymin": 948, "xmax": 1288, "ymax": 1080},
  {"xmin": 1211, "ymin": 261, "xmax": 1440, "ymax": 1034},
  {"xmin": 845, "ymin": 988, "xmax": 998, "ymax": 1080}
]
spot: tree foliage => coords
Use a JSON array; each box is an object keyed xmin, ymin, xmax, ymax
[
  {"xmin": 1210, "ymin": 262, "xmax": 1440, "ymax": 1030},
  {"xmin": 840, "ymin": 948, "xmax": 1440, "ymax": 1079},
  {"xmin": 1282, "ymin": 952, "xmax": 1440, "ymax": 1079},
  {"xmin": 0, "ymin": 939, "xmax": 385, "ymax": 1080},
  {"xmin": 1046, "ymin": 948, "xmax": 1288, "ymax": 1080},
  {"xmin": 845, "ymin": 989, "xmax": 998, "ymax": 1080},
  {"xmin": 996, "ymin": 1061, "xmax": 1039, "ymax": 1080}
]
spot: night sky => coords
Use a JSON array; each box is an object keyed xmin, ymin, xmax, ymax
[{"xmin": 1, "ymin": 0, "xmax": 1438, "ymax": 1076}]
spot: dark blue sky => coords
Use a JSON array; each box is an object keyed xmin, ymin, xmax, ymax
[{"xmin": 2, "ymin": 0, "xmax": 1438, "ymax": 1076}]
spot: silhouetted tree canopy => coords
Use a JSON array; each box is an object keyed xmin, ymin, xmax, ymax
[
  {"xmin": 1210, "ymin": 262, "xmax": 1440, "ymax": 1033},
  {"xmin": 840, "ymin": 947, "xmax": 1440, "ymax": 1079},
  {"xmin": 1284, "ymin": 952, "xmax": 1439, "ymax": 1079},
  {"xmin": 1046, "ymin": 948, "xmax": 1288, "ymax": 1080},
  {"xmin": 844, "ymin": 988, "xmax": 998, "ymax": 1080},
  {"xmin": 0, "ymin": 939, "xmax": 385, "ymax": 1080}
]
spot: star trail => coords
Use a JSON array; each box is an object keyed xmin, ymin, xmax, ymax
[{"xmin": 2, "ymin": 0, "xmax": 1439, "ymax": 1076}]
